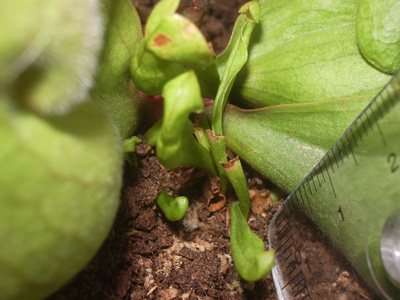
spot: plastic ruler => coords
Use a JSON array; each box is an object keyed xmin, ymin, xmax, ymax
[{"xmin": 268, "ymin": 69, "xmax": 400, "ymax": 300}]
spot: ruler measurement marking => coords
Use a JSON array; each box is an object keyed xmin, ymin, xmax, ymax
[
  {"xmin": 293, "ymin": 279, "xmax": 307, "ymax": 295},
  {"xmin": 327, "ymin": 152, "xmax": 335, "ymax": 173},
  {"xmin": 281, "ymin": 269, "xmax": 310, "ymax": 297},
  {"xmin": 275, "ymin": 210, "xmax": 287, "ymax": 227},
  {"xmin": 333, "ymin": 150, "xmax": 340, "ymax": 168},
  {"xmin": 276, "ymin": 224, "xmax": 290, "ymax": 242},
  {"xmin": 361, "ymin": 111, "xmax": 371, "ymax": 136},
  {"xmin": 286, "ymin": 261, "xmax": 300, "ymax": 278},
  {"xmin": 298, "ymin": 188, "xmax": 307, "ymax": 208},
  {"xmin": 282, "ymin": 251, "xmax": 294, "ymax": 263},
  {"xmin": 279, "ymin": 237, "xmax": 295, "ymax": 256},
  {"xmin": 356, "ymin": 118, "xmax": 364, "ymax": 143},
  {"xmin": 289, "ymin": 194, "xmax": 300, "ymax": 212},
  {"xmin": 311, "ymin": 174, "xmax": 318, "ymax": 193},
  {"xmin": 315, "ymin": 169, "xmax": 322, "ymax": 187},
  {"xmin": 337, "ymin": 206, "xmax": 345, "ymax": 221},
  {"xmin": 381, "ymin": 88, "xmax": 391, "ymax": 113},
  {"xmin": 324, "ymin": 160, "xmax": 337, "ymax": 198},
  {"xmin": 342, "ymin": 135, "xmax": 351, "ymax": 159},
  {"xmin": 319, "ymin": 162, "xmax": 327, "ymax": 183},
  {"xmin": 370, "ymin": 101, "xmax": 387, "ymax": 146},
  {"xmin": 276, "ymin": 222, "xmax": 291, "ymax": 240},
  {"xmin": 373, "ymin": 115, "xmax": 386, "ymax": 146},
  {"xmin": 360, "ymin": 113, "xmax": 369, "ymax": 138},
  {"xmin": 303, "ymin": 185, "xmax": 313, "ymax": 213},
  {"xmin": 293, "ymin": 280, "xmax": 310, "ymax": 299},
  {"xmin": 298, "ymin": 187, "xmax": 313, "ymax": 213},
  {"xmin": 294, "ymin": 192, "xmax": 303, "ymax": 210},
  {"xmin": 365, "ymin": 108, "xmax": 374, "ymax": 132},
  {"xmin": 349, "ymin": 125, "xmax": 359, "ymax": 149},
  {"xmin": 337, "ymin": 138, "xmax": 345, "ymax": 163},
  {"xmin": 281, "ymin": 270, "xmax": 303, "ymax": 289},
  {"xmin": 375, "ymin": 95, "xmax": 385, "ymax": 120},
  {"xmin": 306, "ymin": 179, "xmax": 313, "ymax": 197},
  {"xmin": 345, "ymin": 130, "xmax": 358, "ymax": 166}
]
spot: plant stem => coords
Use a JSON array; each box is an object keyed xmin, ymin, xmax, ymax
[{"xmin": 223, "ymin": 156, "xmax": 250, "ymax": 219}]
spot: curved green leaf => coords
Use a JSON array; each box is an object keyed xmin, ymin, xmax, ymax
[
  {"xmin": 356, "ymin": 0, "xmax": 400, "ymax": 75},
  {"xmin": 157, "ymin": 189, "xmax": 189, "ymax": 221},
  {"xmin": 130, "ymin": 0, "xmax": 218, "ymax": 97},
  {"xmin": 212, "ymin": 0, "xmax": 260, "ymax": 135},
  {"xmin": 223, "ymin": 157, "xmax": 250, "ymax": 219},
  {"xmin": 227, "ymin": 0, "xmax": 391, "ymax": 108},
  {"xmin": 212, "ymin": 97, "xmax": 372, "ymax": 193},
  {"xmin": 230, "ymin": 202, "xmax": 274, "ymax": 282},
  {"xmin": 153, "ymin": 71, "xmax": 217, "ymax": 174},
  {"xmin": 91, "ymin": 0, "xmax": 144, "ymax": 138},
  {"xmin": 0, "ymin": 97, "xmax": 122, "ymax": 300},
  {"xmin": 0, "ymin": 0, "xmax": 104, "ymax": 115},
  {"xmin": 145, "ymin": 0, "xmax": 180, "ymax": 36},
  {"xmin": 146, "ymin": 14, "xmax": 215, "ymax": 67}
]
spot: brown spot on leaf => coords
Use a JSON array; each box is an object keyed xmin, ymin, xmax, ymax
[{"xmin": 152, "ymin": 34, "xmax": 172, "ymax": 48}]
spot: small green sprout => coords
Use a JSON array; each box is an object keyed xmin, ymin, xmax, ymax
[
  {"xmin": 123, "ymin": 136, "xmax": 142, "ymax": 168},
  {"xmin": 157, "ymin": 189, "xmax": 189, "ymax": 221}
]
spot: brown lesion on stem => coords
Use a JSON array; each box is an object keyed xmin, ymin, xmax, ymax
[
  {"xmin": 206, "ymin": 129, "xmax": 226, "ymax": 141},
  {"xmin": 221, "ymin": 156, "xmax": 240, "ymax": 170}
]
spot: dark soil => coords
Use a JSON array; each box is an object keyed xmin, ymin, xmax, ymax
[
  {"xmin": 47, "ymin": 139, "xmax": 378, "ymax": 300},
  {"xmin": 270, "ymin": 209, "xmax": 380, "ymax": 300},
  {"xmin": 48, "ymin": 140, "xmax": 278, "ymax": 300}
]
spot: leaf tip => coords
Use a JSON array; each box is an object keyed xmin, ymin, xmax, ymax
[{"xmin": 238, "ymin": 0, "xmax": 261, "ymax": 23}]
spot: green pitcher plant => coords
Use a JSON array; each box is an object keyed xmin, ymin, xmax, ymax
[{"xmin": 1, "ymin": 0, "xmax": 399, "ymax": 299}]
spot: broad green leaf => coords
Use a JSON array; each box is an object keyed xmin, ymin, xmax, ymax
[
  {"xmin": 356, "ymin": 0, "xmax": 400, "ymax": 75},
  {"xmin": 0, "ymin": 96, "xmax": 122, "ymax": 300},
  {"xmin": 227, "ymin": 0, "xmax": 391, "ymax": 108},
  {"xmin": 0, "ymin": 0, "xmax": 104, "ymax": 115},
  {"xmin": 211, "ymin": 97, "xmax": 372, "ymax": 193},
  {"xmin": 154, "ymin": 71, "xmax": 217, "ymax": 174},
  {"xmin": 212, "ymin": 0, "xmax": 260, "ymax": 135},
  {"xmin": 230, "ymin": 202, "xmax": 274, "ymax": 282},
  {"xmin": 157, "ymin": 189, "xmax": 189, "ymax": 221},
  {"xmin": 91, "ymin": 0, "xmax": 144, "ymax": 138}
]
